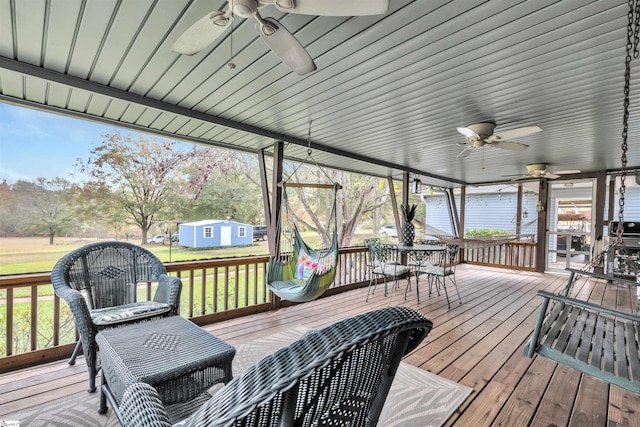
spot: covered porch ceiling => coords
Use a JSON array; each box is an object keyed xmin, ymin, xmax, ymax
[{"xmin": 1, "ymin": 1, "xmax": 639, "ymax": 188}]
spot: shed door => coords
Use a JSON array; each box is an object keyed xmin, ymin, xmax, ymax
[{"xmin": 220, "ymin": 226, "xmax": 232, "ymax": 246}]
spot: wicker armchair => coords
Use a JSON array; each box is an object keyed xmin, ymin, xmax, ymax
[
  {"xmin": 51, "ymin": 241, "xmax": 182, "ymax": 392},
  {"xmin": 118, "ymin": 306, "xmax": 433, "ymax": 427}
]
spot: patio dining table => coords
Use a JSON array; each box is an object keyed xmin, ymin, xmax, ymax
[{"xmin": 395, "ymin": 244, "xmax": 446, "ymax": 302}]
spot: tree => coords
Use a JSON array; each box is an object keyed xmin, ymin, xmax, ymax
[
  {"xmin": 12, "ymin": 178, "xmax": 77, "ymax": 244},
  {"xmin": 0, "ymin": 179, "xmax": 17, "ymax": 237},
  {"xmin": 178, "ymin": 151, "xmax": 263, "ymax": 225},
  {"xmin": 77, "ymin": 132, "xmax": 199, "ymax": 244},
  {"xmin": 286, "ymin": 167, "xmax": 390, "ymax": 247}
]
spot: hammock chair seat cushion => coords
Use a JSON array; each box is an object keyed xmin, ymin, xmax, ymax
[
  {"xmin": 295, "ymin": 249, "xmax": 333, "ymax": 281},
  {"xmin": 268, "ymin": 250, "xmax": 337, "ymax": 301}
]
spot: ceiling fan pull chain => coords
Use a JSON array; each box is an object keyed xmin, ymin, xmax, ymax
[{"xmin": 307, "ymin": 120, "xmax": 313, "ymax": 156}]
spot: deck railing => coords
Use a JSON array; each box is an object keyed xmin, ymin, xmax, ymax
[
  {"xmin": 0, "ymin": 247, "xmax": 371, "ymax": 372},
  {"xmin": 463, "ymin": 240, "xmax": 537, "ymax": 271},
  {"xmin": 0, "ymin": 241, "xmax": 536, "ymax": 372}
]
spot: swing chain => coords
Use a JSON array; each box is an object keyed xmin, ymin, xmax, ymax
[{"xmin": 617, "ymin": 0, "xmax": 640, "ymax": 246}]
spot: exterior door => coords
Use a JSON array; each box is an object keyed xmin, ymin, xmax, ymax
[
  {"xmin": 546, "ymin": 179, "xmax": 595, "ymax": 272},
  {"xmin": 220, "ymin": 226, "xmax": 232, "ymax": 246}
]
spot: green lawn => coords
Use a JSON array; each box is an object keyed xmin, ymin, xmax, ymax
[{"xmin": 0, "ymin": 237, "xmax": 271, "ymax": 275}]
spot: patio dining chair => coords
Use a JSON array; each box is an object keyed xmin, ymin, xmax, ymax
[
  {"xmin": 404, "ymin": 247, "xmax": 442, "ymax": 303},
  {"xmin": 419, "ymin": 244, "xmax": 461, "ymax": 308},
  {"xmin": 366, "ymin": 243, "xmax": 411, "ymax": 302},
  {"xmin": 51, "ymin": 241, "xmax": 182, "ymax": 392}
]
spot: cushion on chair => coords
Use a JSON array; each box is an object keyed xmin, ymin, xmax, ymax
[
  {"xmin": 90, "ymin": 301, "xmax": 172, "ymax": 326},
  {"xmin": 373, "ymin": 264, "xmax": 411, "ymax": 276},
  {"xmin": 419, "ymin": 266, "xmax": 453, "ymax": 276}
]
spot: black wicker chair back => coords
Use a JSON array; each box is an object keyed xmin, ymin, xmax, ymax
[{"xmin": 119, "ymin": 306, "xmax": 433, "ymax": 427}]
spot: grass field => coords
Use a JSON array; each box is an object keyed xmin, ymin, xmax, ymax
[{"xmin": 0, "ymin": 237, "xmax": 271, "ymax": 275}]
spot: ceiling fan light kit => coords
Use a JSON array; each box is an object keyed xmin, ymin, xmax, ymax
[
  {"xmin": 171, "ymin": 0, "xmax": 390, "ymax": 75},
  {"xmin": 456, "ymin": 121, "xmax": 542, "ymax": 159}
]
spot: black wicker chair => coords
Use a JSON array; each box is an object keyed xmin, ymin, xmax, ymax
[
  {"xmin": 51, "ymin": 241, "xmax": 182, "ymax": 392},
  {"xmin": 118, "ymin": 306, "xmax": 433, "ymax": 427}
]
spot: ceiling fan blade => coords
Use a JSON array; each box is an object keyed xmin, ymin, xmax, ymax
[
  {"xmin": 545, "ymin": 173, "xmax": 560, "ymax": 179},
  {"xmin": 256, "ymin": 17, "xmax": 316, "ymax": 75},
  {"xmin": 457, "ymin": 146, "xmax": 474, "ymax": 159},
  {"xmin": 490, "ymin": 125, "xmax": 542, "ymax": 142},
  {"xmin": 456, "ymin": 127, "xmax": 479, "ymax": 139},
  {"xmin": 171, "ymin": 11, "xmax": 230, "ymax": 55},
  {"xmin": 555, "ymin": 169, "xmax": 581, "ymax": 175},
  {"xmin": 490, "ymin": 140, "xmax": 529, "ymax": 151},
  {"xmin": 269, "ymin": 0, "xmax": 389, "ymax": 16}
]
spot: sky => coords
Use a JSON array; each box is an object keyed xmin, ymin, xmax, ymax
[{"xmin": 0, "ymin": 102, "xmax": 193, "ymax": 183}]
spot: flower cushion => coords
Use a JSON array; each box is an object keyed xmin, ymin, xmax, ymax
[
  {"xmin": 295, "ymin": 250, "xmax": 335, "ymax": 281},
  {"xmin": 90, "ymin": 301, "xmax": 172, "ymax": 326}
]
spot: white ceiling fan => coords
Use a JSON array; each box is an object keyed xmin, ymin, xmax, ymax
[
  {"xmin": 505, "ymin": 163, "xmax": 581, "ymax": 181},
  {"xmin": 171, "ymin": 0, "xmax": 390, "ymax": 76},
  {"xmin": 456, "ymin": 121, "xmax": 542, "ymax": 159}
]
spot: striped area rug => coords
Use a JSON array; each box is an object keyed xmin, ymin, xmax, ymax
[{"xmin": 4, "ymin": 327, "xmax": 471, "ymax": 427}]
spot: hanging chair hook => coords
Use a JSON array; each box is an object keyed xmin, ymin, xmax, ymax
[{"xmin": 306, "ymin": 120, "xmax": 313, "ymax": 156}]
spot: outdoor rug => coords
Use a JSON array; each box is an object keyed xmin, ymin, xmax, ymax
[{"xmin": 4, "ymin": 326, "xmax": 471, "ymax": 427}]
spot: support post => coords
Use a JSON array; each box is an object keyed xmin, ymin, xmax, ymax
[
  {"xmin": 535, "ymin": 180, "xmax": 549, "ymax": 273},
  {"xmin": 270, "ymin": 142, "xmax": 285, "ymax": 309}
]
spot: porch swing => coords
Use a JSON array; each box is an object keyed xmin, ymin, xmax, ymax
[
  {"xmin": 266, "ymin": 126, "xmax": 342, "ymax": 302},
  {"xmin": 525, "ymin": 2, "xmax": 640, "ymax": 394}
]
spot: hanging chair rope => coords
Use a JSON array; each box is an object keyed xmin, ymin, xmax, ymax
[
  {"xmin": 267, "ymin": 122, "xmax": 342, "ymax": 302},
  {"xmin": 279, "ymin": 121, "xmax": 342, "ymax": 189},
  {"xmin": 267, "ymin": 183, "xmax": 340, "ymax": 302}
]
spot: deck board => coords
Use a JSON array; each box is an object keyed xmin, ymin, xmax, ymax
[{"xmin": 1, "ymin": 265, "xmax": 639, "ymax": 425}]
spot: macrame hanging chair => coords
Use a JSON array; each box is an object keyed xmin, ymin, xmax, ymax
[{"xmin": 266, "ymin": 127, "xmax": 342, "ymax": 302}]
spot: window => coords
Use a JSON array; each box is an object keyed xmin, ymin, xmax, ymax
[
  {"xmin": 238, "ymin": 226, "xmax": 247, "ymax": 237},
  {"xmin": 204, "ymin": 226, "xmax": 213, "ymax": 238}
]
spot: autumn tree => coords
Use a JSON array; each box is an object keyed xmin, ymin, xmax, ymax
[
  {"xmin": 179, "ymin": 151, "xmax": 263, "ymax": 224},
  {"xmin": 77, "ymin": 132, "xmax": 193, "ymax": 244},
  {"xmin": 77, "ymin": 132, "xmax": 238, "ymax": 244}
]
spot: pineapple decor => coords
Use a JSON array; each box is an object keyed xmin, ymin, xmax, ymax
[{"xmin": 400, "ymin": 203, "xmax": 417, "ymax": 246}]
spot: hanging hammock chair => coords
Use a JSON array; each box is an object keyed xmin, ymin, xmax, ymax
[
  {"xmin": 266, "ymin": 182, "xmax": 340, "ymax": 302},
  {"xmin": 266, "ymin": 146, "xmax": 341, "ymax": 302}
]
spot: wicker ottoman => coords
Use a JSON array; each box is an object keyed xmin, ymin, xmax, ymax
[{"xmin": 96, "ymin": 316, "xmax": 235, "ymax": 423}]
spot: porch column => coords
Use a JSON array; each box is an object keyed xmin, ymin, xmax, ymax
[{"xmin": 536, "ymin": 180, "xmax": 549, "ymax": 273}]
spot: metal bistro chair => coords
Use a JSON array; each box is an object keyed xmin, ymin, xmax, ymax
[
  {"xmin": 420, "ymin": 244, "xmax": 461, "ymax": 309},
  {"xmin": 51, "ymin": 241, "xmax": 182, "ymax": 392},
  {"xmin": 364, "ymin": 238, "xmax": 380, "ymax": 281},
  {"xmin": 366, "ymin": 243, "xmax": 410, "ymax": 302}
]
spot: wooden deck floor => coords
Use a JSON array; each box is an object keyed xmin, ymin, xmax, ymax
[{"xmin": 2, "ymin": 265, "xmax": 639, "ymax": 426}]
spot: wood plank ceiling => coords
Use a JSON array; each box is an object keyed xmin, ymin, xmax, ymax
[{"xmin": 0, "ymin": 0, "xmax": 639, "ymax": 187}]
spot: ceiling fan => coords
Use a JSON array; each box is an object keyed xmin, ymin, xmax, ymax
[
  {"xmin": 171, "ymin": 0, "xmax": 390, "ymax": 76},
  {"xmin": 456, "ymin": 121, "xmax": 542, "ymax": 159},
  {"xmin": 505, "ymin": 163, "xmax": 581, "ymax": 181}
]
